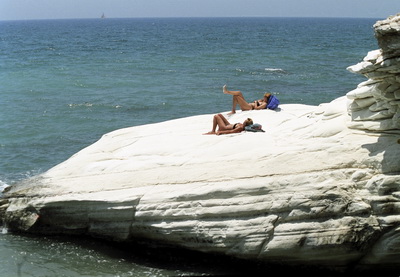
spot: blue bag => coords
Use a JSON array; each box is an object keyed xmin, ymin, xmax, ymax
[{"xmin": 267, "ymin": 95, "xmax": 280, "ymax": 110}]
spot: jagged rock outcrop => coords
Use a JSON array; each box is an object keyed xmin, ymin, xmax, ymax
[
  {"xmin": 347, "ymin": 14, "xmax": 400, "ymax": 132},
  {"xmin": 1, "ymin": 14, "xmax": 400, "ymax": 275}
]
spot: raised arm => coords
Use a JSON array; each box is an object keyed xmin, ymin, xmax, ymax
[{"xmin": 253, "ymin": 101, "xmax": 267, "ymax": 110}]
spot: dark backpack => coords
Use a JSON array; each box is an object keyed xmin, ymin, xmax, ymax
[
  {"xmin": 267, "ymin": 95, "xmax": 280, "ymax": 110},
  {"xmin": 245, "ymin": 123, "xmax": 265, "ymax": 132}
]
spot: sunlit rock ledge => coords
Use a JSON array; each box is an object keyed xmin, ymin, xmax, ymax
[
  {"xmin": 2, "ymin": 98, "xmax": 400, "ymax": 272},
  {"xmin": 347, "ymin": 13, "xmax": 400, "ymax": 132},
  {"xmin": 1, "ymin": 14, "xmax": 400, "ymax": 275}
]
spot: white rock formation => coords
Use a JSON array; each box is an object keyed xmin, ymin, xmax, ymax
[
  {"xmin": 347, "ymin": 14, "xmax": 400, "ymax": 132},
  {"xmin": 1, "ymin": 14, "xmax": 400, "ymax": 274}
]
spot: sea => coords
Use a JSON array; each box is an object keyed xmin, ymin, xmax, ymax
[{"xmin": 0, "ymin": 17, "xmax": 381, "ymax": 276}]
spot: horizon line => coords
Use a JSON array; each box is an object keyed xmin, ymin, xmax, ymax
[{"xmin": 0, "ymin": 15, "xmax": 385, "ymax": 22}]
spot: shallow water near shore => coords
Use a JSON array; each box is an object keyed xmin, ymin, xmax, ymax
[
  {"xmin": 0, "ymin": 233, "xmax": 229, "ymax": 276},
  {"xmin": 0, "ymin": 233, "xmax": 305, "ymax": 276},
  {"xmin": 0, "ymin": 17, "xmax": 382, "ymax": 276}
]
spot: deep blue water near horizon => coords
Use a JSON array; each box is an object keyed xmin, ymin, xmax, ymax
[{"xmin": 0, "ymin": 17, "xmax": 380, "ymax": 276}]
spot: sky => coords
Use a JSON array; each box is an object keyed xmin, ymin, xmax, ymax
[{"xmin": 1, "ymin": 0, "xmax": 400, "ymax": 21}]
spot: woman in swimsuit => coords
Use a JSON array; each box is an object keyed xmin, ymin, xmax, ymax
[
  {"xmin": 223, "ymin": 85, "xmax": 270, "ymax": 114},
  {"xmin": 203, "ymin": 113, "xmax": 253, "ymax": 135}
]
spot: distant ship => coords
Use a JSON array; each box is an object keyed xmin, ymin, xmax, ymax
[{"xmin": 101, "ymin": 13, "xmax": 106, "ymax": 19}]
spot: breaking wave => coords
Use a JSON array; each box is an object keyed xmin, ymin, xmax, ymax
[
  {"xmin": 0, "ymin": 180, "xmax": 9, "ymax": 194},
  {"xmin": 264, "ymin": 67, "xmax": 288, "ymax": 74},
  {"xmin": 68, "ymin": 103, "xmax": 123, "ymax": 109},
  {"xmin": 235, "ymin": 67, "xmax": 288, "ymax": 75}
]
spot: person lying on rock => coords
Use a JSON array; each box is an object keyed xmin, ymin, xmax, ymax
[
  {"xmin": 223, "ymin": 85, "xmax": 279, "ymax": 114},
  {"xmin": 203, "ymin": 113, "xmax": 253, "ymax": 135}
]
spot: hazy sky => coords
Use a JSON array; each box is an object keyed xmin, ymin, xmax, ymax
[{"xmin": 1, "ymin": 0, "xmax": 400, "ymax": 21}]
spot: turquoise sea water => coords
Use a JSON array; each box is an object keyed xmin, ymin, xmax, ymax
[{"xmin": 0, "ymin": 17, "xmax": 380, "ymax": 276}]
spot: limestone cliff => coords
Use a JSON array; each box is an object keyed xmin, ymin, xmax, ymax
[
  {"xmin": 347, "ymin": 14, "xmax": 400, "ymax": 132},
  {"xmin": 1, "ymin": 14, "xmax": 400, "ymax": 274}
]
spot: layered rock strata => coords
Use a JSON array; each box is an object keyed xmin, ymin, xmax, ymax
[
  {"xmin": 1, "ymin": 14, "xmax": 400, "ymax": 275},
  {"xmin": 347, "ymin": 14, "xmax": 400, "ymax": 133}
]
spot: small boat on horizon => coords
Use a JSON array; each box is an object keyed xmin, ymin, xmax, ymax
[{"xmin": 101, "ymin": 13, "xmax": 106, "ymax": 19}]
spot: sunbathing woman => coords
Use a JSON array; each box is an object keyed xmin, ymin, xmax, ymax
[
  {"xmin": 223, "ymin": 85, "xmax": 271, "ymax": 114},
  {"xmin": 203, "ymin": 113, "xmax": 253, "ymax": 135}
]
